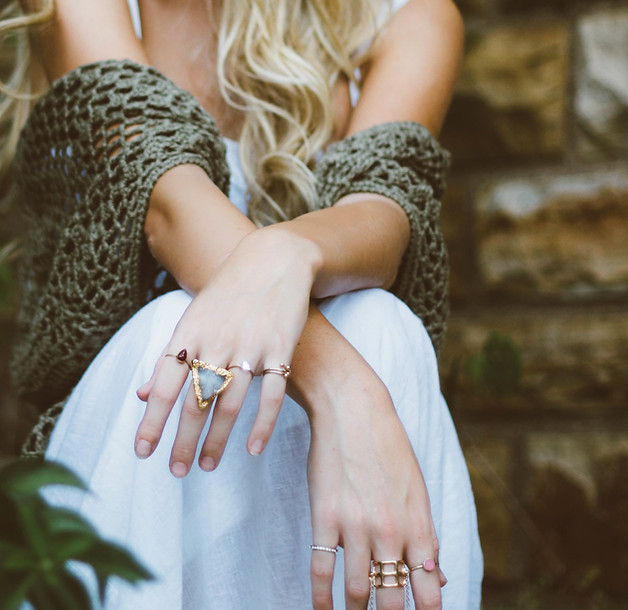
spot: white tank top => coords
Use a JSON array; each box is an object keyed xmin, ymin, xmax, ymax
[{"xmin": 123, "ymin": 0, "xmax": 411, "ymax": 212}]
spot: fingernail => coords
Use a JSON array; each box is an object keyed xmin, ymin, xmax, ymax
[
  {"xmin": 135, "ymin": 440, "xmax": 153, "ymax": 459},
  {"xmin": 249, "ymin": 439, "xmax": 264, "ymax": 456},
  {"xmin": 171, "ymin": 462, "xmax": 188, "ymax": 478},
  {"xmin": 199, "ymin": 456, "xmax": 216, "ymax": 472}
]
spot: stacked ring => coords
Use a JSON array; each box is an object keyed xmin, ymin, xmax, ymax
[{"xmin": 262, "ymin": 363, "xmax": 291, "ymax": 379}]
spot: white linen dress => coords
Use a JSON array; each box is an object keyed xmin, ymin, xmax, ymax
[{"xmin": 41, "ymin": 2, "xmax": 484, "ymax": 608}]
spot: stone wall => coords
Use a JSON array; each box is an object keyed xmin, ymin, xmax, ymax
[{"xmin": 443, "ymin": 1, "xmax": 628, "ymax": 605}]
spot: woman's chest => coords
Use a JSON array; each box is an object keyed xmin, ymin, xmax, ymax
[{"xmin": 134, "ymin": 0, "xmax": 352, "ymax": 141}]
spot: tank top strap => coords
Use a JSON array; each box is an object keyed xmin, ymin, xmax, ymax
[{"xmin": 126, "ymin": 0, "xmax": 142, "ymax": 39}]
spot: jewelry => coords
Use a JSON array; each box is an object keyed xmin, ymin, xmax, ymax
[
  {"xmin": 165, "ymin": 351, "xmax": 233, "ymax": 410},
  {"xmin": 369, "ymin": 560, "xmax": 409, "ymax": 588},
  {"xmin": 228, "ymin": 360, "xmax": 253, "ymax": 374},
  {"xmin": 310, "ymin": 545, "xmax": 338, "ymax": 555},
  {"xmin": 409, "ymin": 558, "xmax": 437, "ymax": 573},
  {"xmin": 261, "ymin": 363, "xmax": 292, "ymax": 379},
  {"xmin": 367, "ymin": 560, "xmax": 411, "ymax": 610}
]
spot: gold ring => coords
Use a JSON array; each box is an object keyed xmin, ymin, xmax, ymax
[
  {"xmin": 166, "ymin": 351, "xmax": 233, "ymax": 410},
  {"xmin": 409, "ymin": 558, "xmax": 437, "ymax": 573},
  {"xmin": 261, "ymin": 363, "xmax": 291, "ymax": 379},
  {"xmin": 369, "ymin": 560, "xmax": 409, "ymax": 588}
]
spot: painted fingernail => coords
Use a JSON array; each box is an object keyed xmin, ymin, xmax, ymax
[
  {"xmin": 199, "ymin": 456, "xmax": 216, "ymax": 472},
  {"xmin": 171, "ymin": 462, "xmax": 188, "ymax": 478},
  {"xmin": 135, "ymin": 440, "xmax": 153, "ymax": 459},
  {"xmin": 249, "ymin": 439, "xmax": 264, "ymax": 456}
]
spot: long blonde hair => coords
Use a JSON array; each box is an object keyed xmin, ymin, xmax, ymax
[{"xmin": 1, "ymin": 0, "xmax": 388, "ymax": 223}]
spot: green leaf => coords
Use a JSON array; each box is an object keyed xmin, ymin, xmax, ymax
[
  {"xmin": 36, "ymin": 506, "xmax": 101, "ymax": 563},
  {"xmin": 27, "ymin": 567, "xmax": 92, "ymax": 610},
  {"xmin": 0, "ymin": 570, "xmax": 36, "ymax": 610},
  {"xmin": 0, "ymin": 460, "xmax": 87, "ymax": 498},
  {"xmin": 76, "ymin": 539, "xmax": 153, "ymax": 585},
  {"xmin": 0, "ymin": 492, "xmax": 30, "ymax": 546}
]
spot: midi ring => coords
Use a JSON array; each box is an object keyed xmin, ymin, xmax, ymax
[
  {"xmin": 166, "ymin": 350, "xmax": 233, "ymax": 410},
  {"xmin": 310, "ymin": 544, "xmax": 338, "ymax": 555},
  {"xmin": 228, "ymin": 360, "xmax": 253, "ymax": 374},
  {"xmin": 409, "ymin": 558, "xmax": 437, "ymax": 573},
  {"xmin": 262, "ymin": 363, "xmax": 291, "ymax": 379},
  {"xmin": 369, "ymin": 560, "xmax": 409, "ymax": 588}
]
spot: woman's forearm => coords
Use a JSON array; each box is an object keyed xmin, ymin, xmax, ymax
[{"xmin": 280, "ymin": 194, "xmax": 410, "ymax": 299}]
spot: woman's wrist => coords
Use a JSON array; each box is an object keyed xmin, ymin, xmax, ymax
[
  {"xmin": 248, "ymin": 223, "xmax": 323, "ymax": 291},
  {"xmin": 287, "ymin": 303, "xmax": 389, "ymax": 424}
]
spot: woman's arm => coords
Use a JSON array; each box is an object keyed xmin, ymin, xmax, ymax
[{"xmin": 282, "ymin": 0, "xmax": 464, "ymax": 299}]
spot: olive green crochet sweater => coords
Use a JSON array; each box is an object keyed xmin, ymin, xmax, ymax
[{"xmin": 11, "ymin": 60, "xmax": 449, "ymax": 412}]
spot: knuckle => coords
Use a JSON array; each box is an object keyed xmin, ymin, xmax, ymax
[
  {"xmin": 150, "ymin": 387, "xmax": 174, "ymax": 407},
  {"xmin": 138, "ymin": 421, "xmax": 163, "ymax": 444},
  {"xmin": 183, "ymin": 401, "xmax": 207, "ymax": 420},
  {"xmin": 374, "ymin": 513, "xmax": 399, "ymax": 541},
  {"xmin": 314, "ymin": 506, "xmax": 340, "ymax": 527},
  {"xmin": 217, "ymin": 399, "xmax": 241, "ymax": 419},
  {"xmin": 311, "ymin": 561, "xmax": 334, "ymax": 581},
  {"xmin": 311, "ymin": 591, "xmax": 332, "ymax": 610},
  {"xmin": 379, "ymin": 599, "xmax": 403, "ymax": 610},
  {"xmin": 346, "ymin": 580, "xmax": 370, "ymax": 602},
  {"xmin": 253, "ymin": 420, "xmax": 275, "ymax": 441},
  {"xmin": 263, "ymin": 391, "xmax": 284, "ymax": 413},
  {"xmin": 172, "ymin": 443, "xmax": 197, "ymax": 461},
  {"xmin": 419, "ymin": 589, "xmax": 442, "ymax": 610}
]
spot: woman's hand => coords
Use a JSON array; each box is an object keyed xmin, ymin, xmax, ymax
[
  {"xmin": 299, "ymin": 348, "xmax": 445, "ymax": 610},
  {"xmin": 134, "ymin": 225, "xmax": 321, "ymax": 476}
]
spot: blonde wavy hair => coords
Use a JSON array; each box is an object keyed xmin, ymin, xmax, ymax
[{"xmin": 0, "ymin": 0, "xmax": 389, "ymax": 224}]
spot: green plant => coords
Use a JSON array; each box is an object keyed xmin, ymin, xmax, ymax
[
  {"xmin": 465, "ymin": 331, "xmax": 523, "ymax": 396},
  {"xmin": 0, "ymin": 459, "xmax": 152, "ymax": 610}
]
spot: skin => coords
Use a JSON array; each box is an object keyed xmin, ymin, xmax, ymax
[{"xmin": 28, "ymin": 0, "xmax": 464, "ymax": 608}]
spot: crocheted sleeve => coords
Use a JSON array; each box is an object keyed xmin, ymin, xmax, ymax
[
  {"xmin": 11, "ymin": 59, "xmax": 230, "ymax": 407},
  {"xmin": 313, "ymin": 121, "xmax": 450, "ymax": 352}
]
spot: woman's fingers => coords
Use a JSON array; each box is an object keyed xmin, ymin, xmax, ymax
[
  {"xmin": 247, "ymin": 370, "xmax": 288, "ymax": 455},
  {"xmin": 310, "ymin": 545, "xmax": 338, "ymax": 610},
  {"xmin": 197, "ymin": 368, "xmax": 252, "ymax": 470},
  {"xmin": 343, "ymin": 541, "xmax": 372, "ymax": 610},
  {"xmin": 407, "ymin": 543, "xmax": 443, "ymax": 610},
  {"xmin": 135, "ymin": 354, "xmax": 190, "ymax": 459}
]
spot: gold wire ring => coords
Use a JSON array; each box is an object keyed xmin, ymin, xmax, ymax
[{"xmin": 261, "ymin": 363, "xmax": 291, "ymax": 379}]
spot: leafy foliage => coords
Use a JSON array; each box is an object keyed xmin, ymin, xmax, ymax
[
  {"xmin": 466, "ymin": 331, "xmax": 523, "ymax": 396},
  {"xmin": 0, "ymin": 459, "xmax": 152, "ymax": 610}
]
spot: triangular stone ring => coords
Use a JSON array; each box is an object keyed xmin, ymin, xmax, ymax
[{"xmin": 190, "ymin": 359, "xmax": 233, "ymax": 410}]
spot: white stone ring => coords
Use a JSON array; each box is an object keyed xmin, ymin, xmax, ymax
[
  {"xmin": 228, "ymin": 360, "xmax": 253, "ymax": 375},
  {"xmin": 166, "ymin": 350, "xmax": 233, "ymax": 410}
]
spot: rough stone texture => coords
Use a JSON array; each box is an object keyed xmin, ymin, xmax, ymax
[
  {"xmin": 441, "ymin": 22, "xmax": 569, "ymax": 165},
  {"xmin": 526, "ymin": 433, "xmax": 628, "ymax": 594},
  {"xmin": 474, "ymin": 170, "xmax": 628, "ymax": 300},
  {"xmin": 575, "ymin": 8, "xmax": 628, "ymax": 159},
  {"xmin": 462, "ymin": 437, "xmax": 522, "ymax": 582},
  {"xmin": 441, "ymin": 308, "xmax": 628, "ymax": 411},
  {"xmin": 441, "ymin": 182, "xmax": 475, "ymax": 305}
]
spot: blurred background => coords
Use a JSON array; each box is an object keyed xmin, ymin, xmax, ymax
[{"xmin": 1, "ymin": 1, "xmax": 627, "ymax": 608}]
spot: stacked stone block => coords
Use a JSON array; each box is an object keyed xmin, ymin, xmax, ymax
[{"xmin": 442, "ymin": 0, "xmax": 628, "ymax": 601}]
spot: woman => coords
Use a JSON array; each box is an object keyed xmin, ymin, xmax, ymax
[{"xmin": 3, "ymin": 0, "xmax": 482, "ymax": 608}]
